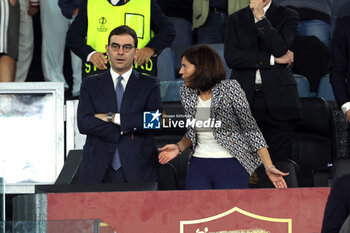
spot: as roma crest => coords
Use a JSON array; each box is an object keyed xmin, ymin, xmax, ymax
[{"xmin": 180, "ymin": 207, "xmax": 292, "ymax": 233}]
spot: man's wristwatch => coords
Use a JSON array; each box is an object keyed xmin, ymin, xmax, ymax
[{"xmin": 107, "ymin": 112, "xmax": 114, "ymax": 122}]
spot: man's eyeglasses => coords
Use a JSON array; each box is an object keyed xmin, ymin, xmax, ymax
[{"xmin": 109, "ymin": 43, "xmax": 135, "ymax": 52}]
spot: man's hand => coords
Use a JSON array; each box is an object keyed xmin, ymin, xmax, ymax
[
  {"xmin": 94, "ymin": 113, "xmax": 108, "ymax": 122},
  {"xmin": 28, "ymin": 6, "xmax": 39, "ymax": 16},
  {"xmin": 134, "ymin": 47, "xmax": 154, "ymax": 66},
  {"xmin": 250, "ymin": 0, "xmax": 265, "ymax": 20},
  {"xmin": 345, "ymin": 110, "xmax": 350, "ymax": 122},
  {"xmin": 9, "ymin": 0, "xmax": 16, "ymax": 6},
  {"xmin": 90, "ymin": 52, "xmax": 109, "ymax": 70},
  {"xmin": 274, "ymin": 50, "xmax": 294, "ymax": 67}
]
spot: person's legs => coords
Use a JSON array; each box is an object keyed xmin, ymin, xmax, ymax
[
  {"xmin": 298, "ymin": 20, "xmax": 331, "ymax": 47},
  {"xmin": 0, "ymin": 54, "xmax": 16, "ymax": 82},
  {"xmin": 71, "ymin": 51, "xmax": 82, "ymax": 97},
  {"xmin": 252, "ymin": 90, "xmax": 295, "ymax": 161},
  {"xmin": 40, "ymin": 0, "xmax": 69, "ymax": 88},
  {"xmin": 185, "ymin": 157, "xmax": 214, "ymax": 190},
  {"xmin": 185, "ymin": 157, "xmax": 250, "ymax": 190},
  {"xmin": 69, "ymin": 17, "xmax": 83, "ymax": 97},
  {"xmin": 15, "ymin": 0, "xmax": 34, "ymax": 82},
  {"xmin": 197, "ymin": 12, "xmax": 227, "ymax": 44},
  {"xmin": 213, "ymin": 158, "xmax": 250, "ymax": 189}
]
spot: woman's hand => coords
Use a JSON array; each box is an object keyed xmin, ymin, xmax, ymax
[
  {"xmin": 158, "ymin": 144, "xmax": 180, "ymax": 164},
  {"xmin": 266, "ymin": 167, "xmax": 289, "ymax": 188}
]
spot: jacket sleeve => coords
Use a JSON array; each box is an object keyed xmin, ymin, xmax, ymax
[
  {"xmin": 58, "ymin": 0, "xmax": 82, "ymax": 19},
  {"xmin": 77, "ymin": 79, "xmax": 121, "ymax": 143},
  {"xmin": 146, "ymin": 0, "xmax": 176, "ymax": 54},
  {"xmin": 224, "ymin": 12, "xmax": 272, "ymax": 70},
  {"xmin": 224, "ymin": 7, "xmax": 298, "ymax": 70},
  {"xmin": 66, "ymin": 0, "xmax": 95, "ymax": 61},
  {"xmin": 321, "ymin": 175, "xmax": 350, "ymax": 233},
  {"xmin": 255, "ymin": 9, "xmax": 298, "ymax": 57},
  {"xmin": 330, "ymin": 17, "xmax": 350, "ymax": 107}
]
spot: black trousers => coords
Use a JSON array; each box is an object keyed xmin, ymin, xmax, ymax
[{"xmin": 251, "ymin": 89, "xmax": 295, "ymax": 161}]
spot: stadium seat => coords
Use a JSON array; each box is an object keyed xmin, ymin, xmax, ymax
[
  {"xmin": 317, "ymin": 75, "xmax": 336, "ymax": 101},
  {"xmin": 331, "ymin": 158, "xmax": 350, "ymax": 180},
  {"xmin": 55, "ymin": 150, "xmax": 83, "ymax": 184},
  {"xmin": 291, "ymin": 97, "xmax": 336, "ymax": 187},
  {"xmin": 208, "ymin": 43, "xmax": 232, "ymax": 79},
  {"xmin": 158, "ymin": 163, "xmax": 178, "ymax": 190},
  {"xmin": 252, "ymin": 159, "xmax": 300, "ymax": 188},
  {"xmin": 157, "ymin": 47, "xmax": 176, "ymax": 81},
  {"xmin": 294, "ymin": 74, "xmax": 311, "ymax": 98},
  {"xmin": 160, "ymin": 80, "xmax": 184, "ymax": 102}
]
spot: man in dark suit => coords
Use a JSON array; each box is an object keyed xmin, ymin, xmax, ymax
[
  {"xmin": 329, "ymin": 15, "xmax": 350, "ymax": 156},
  {"xmin": 224, "ymin": 0, "xmax": 301, "ymax": 161},
  {"xmin": 321, "ymin": 173, "xmax": 350, "ymax": 233},
  {"xmin": 77, "ymin": 25, "xmax": 162, "ymax": 184}
]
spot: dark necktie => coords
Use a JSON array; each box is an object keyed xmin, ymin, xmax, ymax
[{"xmin": 111, "ymin": 76, "xmax": 124, "ymax": 170}]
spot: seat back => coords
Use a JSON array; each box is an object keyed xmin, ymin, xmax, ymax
[
  {"xmin": 331, "ymin": 158, "xmax": 350, "ymax": 180},
  {"xmin": 55, "ymin": 150, "xmax": 83, "ymax": 184},
  {"xmin": 160, "ymin": 80, "xmax": 184, "ymax": 102},
  {"xmin": 317, "ymin": 75, "xmax": 336, "ymax": 101},
  {"xmin": 208, "ymin": 43, "xmax": 232, "ymax": 79},
  {"xmin": 292, "ymin": 97, "xmax": 335, "ymax": 187},
  {"xmin": 294, "ymin": 74, "xmax": 311, "ymax": 98},
  {"xmin": 252, "ymin": 159, "xmax": 300, "ymax": 188},
  {"xmin": 158, "ymin": 163, "xmax": 178, "ymax": 190}
]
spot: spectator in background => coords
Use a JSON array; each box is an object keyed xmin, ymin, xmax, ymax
[
  {"xmin": 40, "ymin": 0, "xmax": 83, "ymax": 97},
  {"xmin": 192, "ymin": 0, "xmax": 249, "ymax": 44},
  {"xmin": 66, "ymin": 0, "xmax": 175, "ymax": 79},
  {"xmin": 224, "ymin": 0, "xmax": 302, "ymax": 162},
  {"xmin": 321, "ymin": 173, "xmax": 350, "ymax": 233},
  {"xmin": 331, "ymin": 0, "xmax": 350, "ymax": 33},
  {"xmin": 329, "ymin": 15, "xmax": 350, "ymax": 157},
  {"xmin": 15, "ymin": 0, "xmax": 39, "ymax": 82},
  {"xmin": 275, "ymin": 0, "xmax": 331, "ymax": 46},
  {"xmin": 0, "ymin": 0, "xmax": 20, "ymax": 82}
]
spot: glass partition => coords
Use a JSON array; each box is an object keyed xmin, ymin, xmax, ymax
[
  {"xmin": 0, "ymin": 83, "xmax": 64, "ymax": 194},
  {"xmin": 0, "ymin": 219, "xmax": 116, "ymax": 233}
]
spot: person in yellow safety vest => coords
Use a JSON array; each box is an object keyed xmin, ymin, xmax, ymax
[{"xmin": 67, "ymin": 0, "xmax": 175, "ymax": 78}]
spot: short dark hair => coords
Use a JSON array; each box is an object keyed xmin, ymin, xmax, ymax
[
  {"xmin": 108, "ymin": 25, "xmax": 138, "ymax": 48},
  {"xmin": 181, "ymin": 44, "xmax": 226, "ymax": 92}
]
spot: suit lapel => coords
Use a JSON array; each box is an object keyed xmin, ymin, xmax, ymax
[
  {"xmin": 265, "ymin": 2, "xmax": 278, "ymax": 25},
  {"xmin": 98, "ymin": 71, "xmax": 118, "ymax": 112},
  {"xmin": 120, "ymin": 70, "xmax": 139, "ymax": 113}
]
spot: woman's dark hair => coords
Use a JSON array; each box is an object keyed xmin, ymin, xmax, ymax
[
  {"xmin": 181, "ymin": 44, "xmax": 226, "ymax": 91},
  {"xmin": 108, "ymin": 25, "xmax": 138, "ymax": 48}
]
